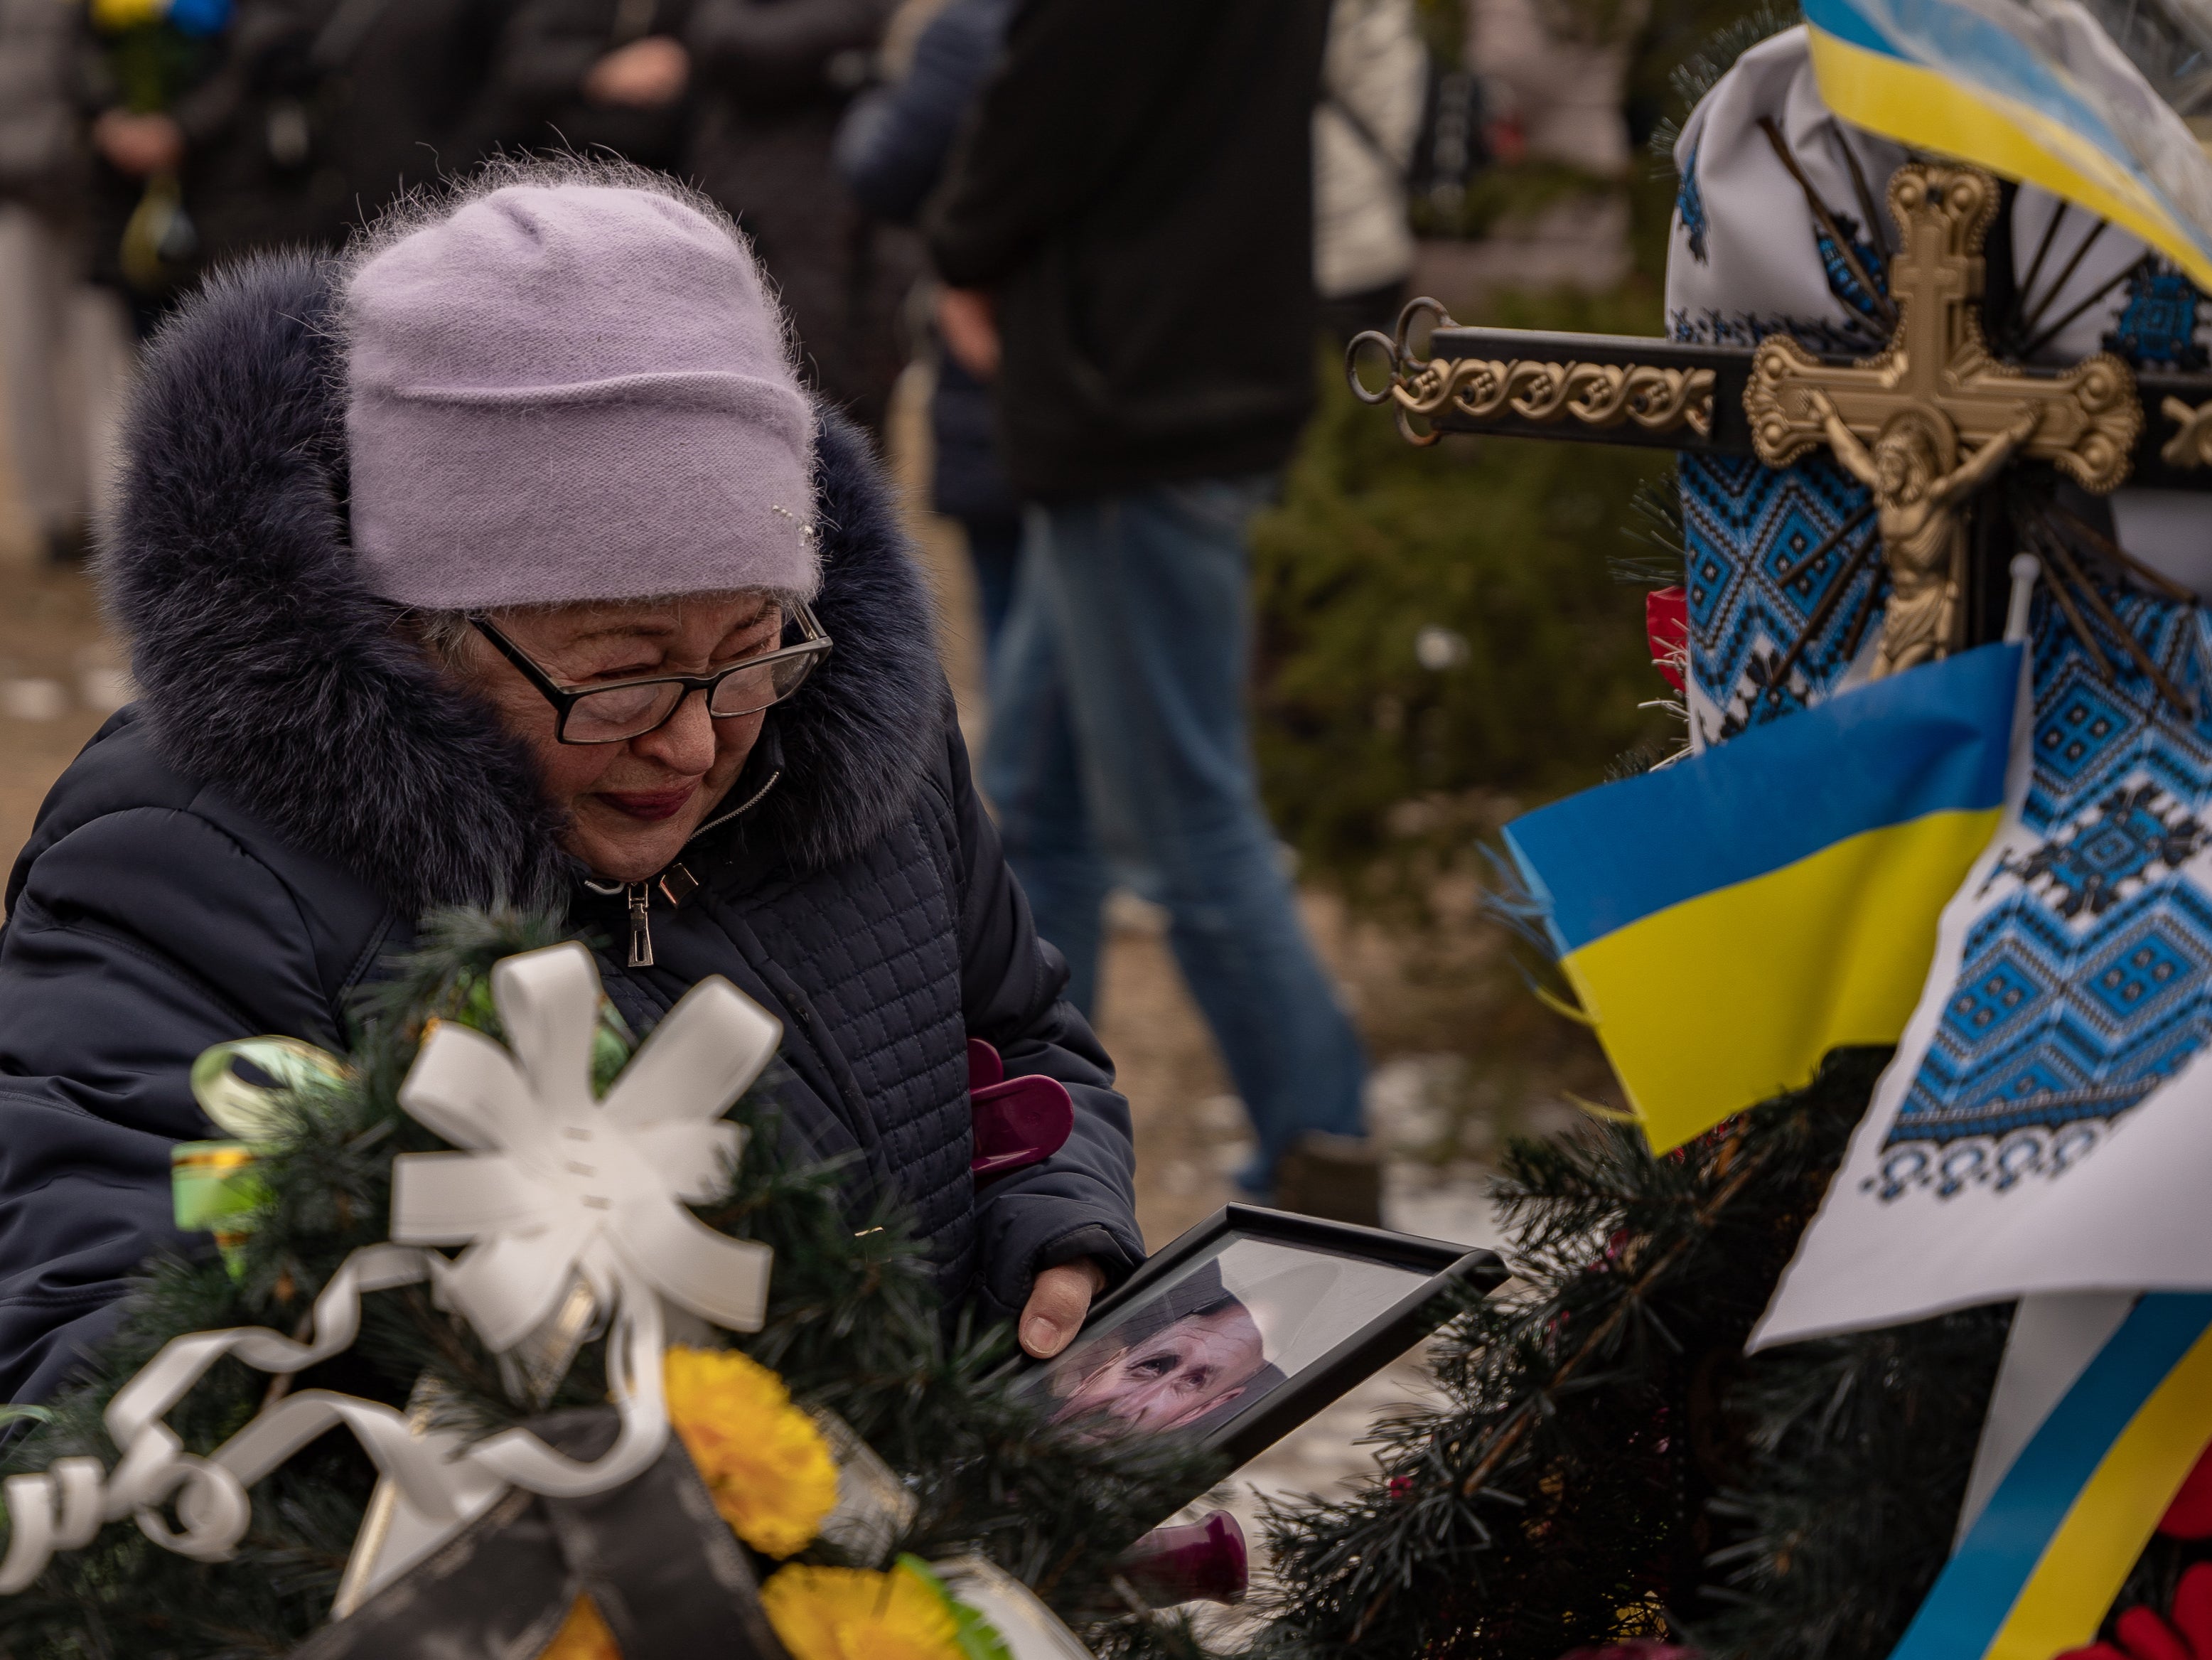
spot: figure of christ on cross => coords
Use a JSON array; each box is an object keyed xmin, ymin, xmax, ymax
[{"xmin": 1808, "ymin": 388, "xmax": 2041, "ymax": 678}]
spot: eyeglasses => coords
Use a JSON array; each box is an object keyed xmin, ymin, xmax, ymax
[{"xmin": 470, "ymin": 601, "xmax": 832, "ymax": 745}]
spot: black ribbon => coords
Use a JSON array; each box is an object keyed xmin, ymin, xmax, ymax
[{"xmin": 291, "ymin": 1410, "xmax": 793, "ymax": 1660}]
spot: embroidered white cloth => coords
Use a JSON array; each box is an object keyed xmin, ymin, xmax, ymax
[
  {"xmin": 1754, "ymin": 609, "xmax": 2212, "ymax": 1346},
  {"xmin": 1664, "ymin": 27, "xmax": 2206, "ymax": 752}
]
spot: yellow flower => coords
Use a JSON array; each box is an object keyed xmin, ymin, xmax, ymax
[
  {"xmin": 538, "ymin": 1592, "xmax": 621, "ymax": 1660},
  {"xmin": 761, "ymin": 1563, "xmax": 964, "ymax": 1660},
  {"xmin": 664, "ymin": 1345, "xmax": 838, "ymax": 1558},
  {"xmin": 89, "ymin": 0, "xmax": 166, "ymax": 31}
]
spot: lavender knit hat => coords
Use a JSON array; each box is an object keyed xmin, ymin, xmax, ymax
[{"xmin": 343, "ymin": 174, "xmax": 819, "ymax": 611}]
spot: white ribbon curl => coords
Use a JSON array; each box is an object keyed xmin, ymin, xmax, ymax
[
  {"xmin": 0, "ymin": 1244, "xmax": 439, "ymax": 1591},
  {"xmin": 0, "ymin": 944, "xmax": 783, "ymax": 1592},
  {"xmin": 391, "ymin": 943, "xmax": 778, "ymax": 1494}
]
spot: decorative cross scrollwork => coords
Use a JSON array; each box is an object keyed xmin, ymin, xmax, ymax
[
  {"xmin": 2160, "ymin": 395, "xmax": 2212, "ymax": 468},
  {"xmin": 1348, "ymin": 301, "xmax": 1720, "ymax": 449},
  {"xmin": 1396, "ymin": 357, "xmax": 1716, "ymax": 437}
]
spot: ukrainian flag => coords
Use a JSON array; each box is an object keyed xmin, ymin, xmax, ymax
[
  {"xmin": 1503, "ymin": 643, "xmax": 2021, "ymax": 1152},
  {"xmin": 1800, "ymin": 0, "xmax": 2212, "ymax": 291}
]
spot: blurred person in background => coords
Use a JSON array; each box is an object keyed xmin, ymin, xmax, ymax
[
  {"xmin": 77, "ymin": 0, "xmax": 243, "ymax": 333},
  {"xmin": 834, "ymin": 0, "xmax": 1020, "ymax": 642},
  {"xmin": 684, "ymin": 0, "xmax": 914, "ymax": 432},
  {"xmin": 1314, "ymin": 0, "xmax": 1424, "ymax": 342},
  {"xmin": 925, "ymin": 0, "xmax": 1377, "ymax": 1216},
  {"xmin": 0, "ymin": 0, "xmax": 127, "ymax": 565},
  {"xmin": 1466, "ymin": 0, "xmax": 1636, "ymax": 178},
  {"xmin": 81, "ymin": 0, "xmax": 510, "ymax": 330},
  {"xmin": 489, "ymin": 0, "xmax": 693, "ymax": 176}
]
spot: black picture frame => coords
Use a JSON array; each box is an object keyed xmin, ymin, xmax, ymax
[{"xmin": 1017, "ymin": 1204, "xmax": 1507, "ymax": 1473}]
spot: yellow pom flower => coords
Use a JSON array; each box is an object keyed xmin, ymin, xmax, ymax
[
  {"xmin": 664, "ymin": 1345, "xmax": 838, "ymax": 1558},
  {"xmin": 761, "ymin": 1563, "xmax": 965, "ymax": 1660},
  {"xmin": 89, "ymin": 0, "xmax": 166, "ymax": 31},
  {"xmin": 538, "ymin": 1592, "xmax": 621, "ymax": 1660}
]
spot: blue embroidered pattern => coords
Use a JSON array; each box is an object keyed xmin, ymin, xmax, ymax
[
  {"xmin": 1817, "ymin": 214, "xmax": 1889, "ymax": 322},
  {"xmin": 1672, "ymin": 295, "xmax": 1891, "ymax": 746},
  {"xmin": 1677, "ymin": 143, "xmax": 1709, "ymax": 264},
  {"xmin": 1667, "ymin": 309, "xmax": 1885, "ymax": 356},
  {"xmin": 1867, "ymin": 592, "xmax": 2212, "ymax": 1201},
  {"xmin": 2105, "ymin": 261, "xmax": 2208, "ymax": 371},
  {"xmin": 1680, "ymin": 449, "xmax": 1882, "ymax": 744}
]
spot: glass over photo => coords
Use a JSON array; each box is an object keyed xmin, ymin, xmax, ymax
[{"xmin": 1031, "ymin": 1237, "xmax": 1432, "ymax": 1442}]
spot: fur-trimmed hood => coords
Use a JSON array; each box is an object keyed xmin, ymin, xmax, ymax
[{"xmin": 102, "ymin": 251, "xmax": 944, "ymax": 919}]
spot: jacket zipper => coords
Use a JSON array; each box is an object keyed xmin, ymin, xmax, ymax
[{"xmin": 591, "ymin": 764, "xmax": 785, "ymax": 973}]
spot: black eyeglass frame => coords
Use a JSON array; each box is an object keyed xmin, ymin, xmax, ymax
[{"xmin": 469, "ymin": 600, "xmax": 832, "ymax": 745}]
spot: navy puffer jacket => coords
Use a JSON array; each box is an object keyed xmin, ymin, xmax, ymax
[{"xmin": 0, "ymin": 252, "xmax": 1143, "ymax": 1404}]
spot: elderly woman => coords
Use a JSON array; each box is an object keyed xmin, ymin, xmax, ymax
[{"xmin": 0, "ymin": 161, "xmax": 1139, "ymax": 1403}]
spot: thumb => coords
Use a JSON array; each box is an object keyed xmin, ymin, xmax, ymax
[{"xmin": 1019, "ymin": 1260, "xmax": 1102, "ymax": 1359}]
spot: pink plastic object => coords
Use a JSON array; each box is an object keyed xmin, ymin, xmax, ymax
[
  {"xmin": 967, "ymin": 1038, "xmax": 1075, "ymax": 1182},
  {"xmin": 1646, "ymin": 585, "xmax": 1688, "ymax": 692},
  {"xmin": 1115, "ymin": 1510, "xmax": 1249, "ymax": 1607}
]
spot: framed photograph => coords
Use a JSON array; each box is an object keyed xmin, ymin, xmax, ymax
[{"xmin": 1018, "ymin": 1204, "xmax": 1506, "ymax": 1471}]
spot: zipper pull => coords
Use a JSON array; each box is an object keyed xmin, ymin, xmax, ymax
[{"xmin": 626, "ymin": 882, "xmax": 654, "ymax": 968}]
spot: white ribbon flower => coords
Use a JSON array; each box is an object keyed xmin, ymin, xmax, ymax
[
  {"xmin": 0, "ymin": 943, "xmax": 790, "ymax": 1592},
  {"xmin": 392, "ymin": 942, "xmax": 778, "ymax": 1350},
  {"xmin": 390, "ymin": 943, "xmax": 780, "ymax": 1495}
]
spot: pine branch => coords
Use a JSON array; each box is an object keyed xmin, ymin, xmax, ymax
[{"xmin": 0, "ymin": 909, "xmax": 1205, "ymax": 1656}]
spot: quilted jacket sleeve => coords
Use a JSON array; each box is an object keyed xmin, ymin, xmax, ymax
[
  {"xmin": 0, "ymin": 802, "xmax": 349, "ymax": 1402},
  {"xmin": 943, "ymin": 724, "xmax": 1145, "ymax": 1320}
]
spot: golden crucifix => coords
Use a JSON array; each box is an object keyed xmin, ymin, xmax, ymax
[{"xmin": 1745, "ymin": 163, "xmax": 2143, "ymax": 677}]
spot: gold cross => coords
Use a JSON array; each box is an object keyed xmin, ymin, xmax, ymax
[
  {"xmin": 1748, "ymin": 164, "xmax": 2139, "ymax": 488},
  {"xmin": 1744, "ymin": 164, "xmax": 2142, "ymax": 673}
]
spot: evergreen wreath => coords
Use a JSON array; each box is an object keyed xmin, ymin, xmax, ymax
[
  {"xmin": 1241, "ymin": 476, "xmax": 2014, "ymax": 1653},
  {"xmin": 0, "ymin": 909, "xmax": 1217, "ymax": 1659},
  {"xmin": 1242, "ymin": 1049, "xmax": 2012, "ymax": 1660}
]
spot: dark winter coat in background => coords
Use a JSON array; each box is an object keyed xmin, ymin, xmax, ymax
[
  {"xmin": 684, "ymin": 0, "xmax": 916, "ymax": 432},
  {"xmin": 0, "ymin": 251, "xmax": 1142, "ymax": 1405},
  {"xmin": 924, "ymin": 0, "xmax": 1330, "ymax": 501},
  {"xmin": 83, "ymin": 0, "xmax": 511, "ymax": 298},
  {"xmin": 834, "ymin": 0, "xmax": 1016, "ymax": 524},
  {"xmin": 486, "ymin": 0, "xmax": 692, "ymax": 175}
]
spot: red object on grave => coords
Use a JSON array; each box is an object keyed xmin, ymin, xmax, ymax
[
  {"xmin": 1115, "ymin": 1510, "xmax": 1249, "ymax": 1607},
  {"xmin": 2160, "ymin": 1440, "xmax": 2212, "ymax": 1538},
  {"xmin": 2056, "ymin": 1561, "xmax": 2212, "ymax": 1660},
  {"xmin": 1646, "ymin": 586, "xmax": 1689, "ymax": 693},
  {"xmin": 967, "ymin": 1037, "xmax": 1075, "ymax": 1182}
]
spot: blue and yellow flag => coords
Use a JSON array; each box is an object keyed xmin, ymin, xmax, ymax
[
  {"xmin": 1891, "ymin": 1293, "xmax": 2212, "ymax": 1660},
  {"xmin": 1801, "ymin": 0, "xmax": 2212, "ymax": 291},
  {"xmin": 1503, "ymin": 643, "xmax": 2020, "ymax": 1152}
]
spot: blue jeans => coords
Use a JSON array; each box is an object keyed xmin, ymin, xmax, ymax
[
  {"xmin": 958, "ymin": 515, "xmax": 1024, "ymax": 651},
  {"xmin": 982, "ymin": 476, "xmax": 1367, "ymax": 1191}
]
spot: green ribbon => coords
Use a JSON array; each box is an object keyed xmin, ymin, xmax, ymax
[{"xmin": 173, "ymin": 1037, "xmax": 350, "ymax": 1269}]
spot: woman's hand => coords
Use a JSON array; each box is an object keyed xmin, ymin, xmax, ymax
[
  {"xmin": 94, "ymin": 112, "xmax": 184, "ymax": 178},
  {"xmin": 1020, "ymin": 1256, "xmax": 1107, "ymax": 1359},
  {"xmin": 584, "ymin": 37, "xmax": 690, "ymax": 108}
]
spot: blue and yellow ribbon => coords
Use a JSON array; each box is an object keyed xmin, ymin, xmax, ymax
[
  {"xmin": 1801, "ymin": 0, "xmax": 2212, "ymax": 291},
  {"xmin": 1891, "ymin": 1293, "xmax": 2212, "ymax": 1660}
]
